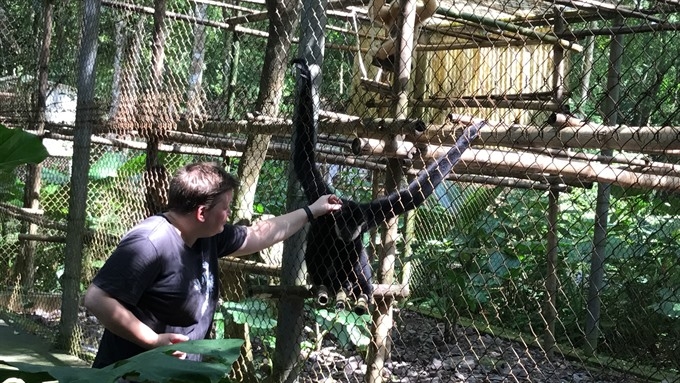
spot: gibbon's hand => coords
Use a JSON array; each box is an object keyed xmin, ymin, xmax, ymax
[{"xmin": 309, "ymin": 194, "xmax": 343, "ymax": 218}]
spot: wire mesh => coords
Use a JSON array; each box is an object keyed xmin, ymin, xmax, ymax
[{"xmin": 0, "ymin": 0, "xmax": 679, "ymax": 382}]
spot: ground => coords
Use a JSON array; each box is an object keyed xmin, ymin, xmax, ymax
[
  {"xmin": 5, "ymin": 307, "xmax": 643, "ymax": 382},
  {"xmin": 293, "ymin": 309, "xmax": 640, "ymax": 383}
]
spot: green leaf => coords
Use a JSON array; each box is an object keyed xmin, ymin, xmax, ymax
[
  {"xmin": 89, "ymin": 151, "xmax": 128, "ymax": 180},
  {"xmin": 1, "ymin": 339, "xmax": 244, "ymax": 383},
  {"xmin": 0, "ymin": 124, "xmax": 48, "ymax": 171},
  {"xmin": 315, "ymin": 308, "xmax": 371, "ymax": 349},
  {"xmin": 221, "ymin": 298, "xmax": 277, "ymax": 330}
]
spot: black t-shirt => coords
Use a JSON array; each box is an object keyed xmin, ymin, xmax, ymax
[{"xmin": 91, "ymin": 215, "xmax": 247, "ymax": 368}]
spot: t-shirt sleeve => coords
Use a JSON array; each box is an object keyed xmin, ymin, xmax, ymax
[
  {"xmin": 215, "ymin": 224, "xmax": 247, "ymax": 257},
  {"xmin": 92, "ymin": 234, "xmax": 161, "ymax": 306}
]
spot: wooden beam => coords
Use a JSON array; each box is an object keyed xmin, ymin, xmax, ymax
[
  {"xmin": 219, "ymin": 257, "xmax": 281, "ymax": 277},
  {"xmin": 550, "ymin": 0, "xmax": 664, "ymax": 23},
  {"xmin": 18, "ymin": 234, "xmax": 66, "ymax": 243},
  {"xmin": 565, "ymin": 21, "xmax": 680, "ymax": 38},
  {"xmin": 435, "ymin": 6, "xmax": 583, "ymax": 52},
  {"xmin": 416, "ymin": 38, "xmax": 543, "ymax": 51},
  {"xmin": 406, "ymin": 97, "xmax": 563, "ymax": 112},
  {"xmin": 248, "ymin": 283, "xmax": 410, "ymax": 299},
  {"xmin": 102, "ymin": 0, "xmax": 268, "ymax": 37},
  {"xmin": 190, "ymin": 0, "xmax": 260, "ymax": 14}
]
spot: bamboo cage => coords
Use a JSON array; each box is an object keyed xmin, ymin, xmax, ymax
[{"xmin": 2, "ymin": 0, "xmax": 680, "ymax": 382}]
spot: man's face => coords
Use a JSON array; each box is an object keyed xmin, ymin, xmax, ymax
[{"xmin": 201, "ymin": 190, "xmax": 233, "ymax": 236}]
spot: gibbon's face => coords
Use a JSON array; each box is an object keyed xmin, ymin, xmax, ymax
[{"xmin": 332, "ymin": 202, "xmax": 365, "ymax": 242}]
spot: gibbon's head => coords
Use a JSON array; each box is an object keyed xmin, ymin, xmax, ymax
[{"xmin": 332, "ymin": 200, "xmax": 366, "ymax": 242}]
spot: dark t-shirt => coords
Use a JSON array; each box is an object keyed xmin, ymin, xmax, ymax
[{"xmin": 91, "ymin": 215, "xmax": 247, "ymax": 368}]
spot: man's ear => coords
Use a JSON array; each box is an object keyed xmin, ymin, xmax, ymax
[{"xmin": 195, "ymin": 205, "xmax": 207, "ymax": 222}]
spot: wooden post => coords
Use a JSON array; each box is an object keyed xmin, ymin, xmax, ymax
[{"xmin": 366, "ymin": 0, "xmax": 417, "ymax": 381}]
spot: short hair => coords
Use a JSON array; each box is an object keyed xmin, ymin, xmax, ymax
[{"xmin": 167, "ymin": 162, "xmax": 239, "ymax": 214}]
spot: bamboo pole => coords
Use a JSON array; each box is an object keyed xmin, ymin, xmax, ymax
[
  {"xmin": 18, "ymin": 234, "xmax": 66, "ymax": 243},
  {"xmin": 551, "ymin": 0, "xmax": 664, "ymax": 23},
  {"xmin": 102, "ymin": 0, "xmax": 268, "ymax": 38},
  {"xmin": 190, "ymin": 0, "xmax": 258, "ymax": 14},
  {"xmin": 39, "ymin": 127, "xmax": 680, "ymax": 193},
  {"xmin": 435, "ymin": 6, "xmax": 583, "ymax": 52},
  {"xmin": 411, "ymin": 98, "xmax": 563, "ymax": 112},
  {"xmin": 565, "ymin": 21, "xmax": 680, "ymax": 38},
  {"xmin": 219, "ymin": 257, "xmax": 281, "ymax": 277},
  {"xmin": 247, "ymin": 284, "xmax": 410, "ymax": 299},
  {"xmin": 57, "ymin": 114, "xmax": 680, "ymax": 154},
  {"xmin": 466, "ymin": 148, "xmax": 680, "ymax": 192},
  {"xmin": 524, "ymin": 147, "xmax": 680, "ymax": 178},
  {"xmin": 351, "ymin": 137, "xmax": 417, "ymax": 157}
]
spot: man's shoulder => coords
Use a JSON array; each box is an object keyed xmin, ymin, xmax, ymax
[{"xmin": 123, "ymin": 215, "xmax": 175, "ymax": 242}]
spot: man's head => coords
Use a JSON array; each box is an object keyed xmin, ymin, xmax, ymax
[{"xmin": 167, "ymin": 162, "xmax": 239, "ymax": 215}]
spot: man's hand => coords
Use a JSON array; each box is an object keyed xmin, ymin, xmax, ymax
[
  {"xmin": 309, "ymin": 194, "xmax": 343, "ymax": 218},
  {"xmin": 156, "ymin": 333, "xmax": 189, "ymax": 359}
]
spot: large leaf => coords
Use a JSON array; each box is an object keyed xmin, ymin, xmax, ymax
[
  {"xmin": 315, "ymin": 308, "xmax": 371, "ymax": 349},
  {"xmin": 0, "ymin": 124, "xmax": 49, "ymax": 171},
  {"xmin": 89, "ymin": 151, "xmax": 128, "ymax": 180},
  {"xmin": 221, "ymin": 298, "xmax": 277, "ymax": 330},
  {"xmin": 0, "ymin": 338, "xmax": 244, "ymax": 383}
]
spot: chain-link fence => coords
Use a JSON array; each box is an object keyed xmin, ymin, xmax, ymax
[{"xmin": 1, "ymin": 0, "xmax": 680, "ymax": 382}]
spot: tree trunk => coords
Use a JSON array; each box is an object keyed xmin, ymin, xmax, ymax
[
  {"xmin": 56, "ymin": 0, "xmax": 101, "ymax": 354},
  {"xmin": 144, "ymin": 0, "xmax": 168, "ymax": 216},
  {"xmin": 228, "ymin": 0, "xmax": 302, "ymax": 382},
  {"xmin": 186, "ymin": 2, "xmax": 208, "ymax": 117},
  {"xmin": 231, "ymin": 0, "xmax": 301, "ymax": 223},
  {"xmin": 12, "ymin": 0, "xmax": 54, "ymax": 292},
  {"xmin": 585, "ymin": 16, "xmax": 624, "ymax": 357},
  {"xmin": 108, "ymin": 18, "xmax": 125, "ymax": 119},
  {"xmin": 223, "ymin": 2, "xmax": 242, "ymax": 121},
  {"xmin": 578, "ymin": 22, "xmax": 595, "ymax": 112}
]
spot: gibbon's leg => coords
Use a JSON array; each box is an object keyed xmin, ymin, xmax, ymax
[
  {"xmin": 369, "ymin": 0, "xmax": 399, "ymax": 65},
  {"xmin": 353, "ymin": 250, "xmax": 374, "ymax": 299},
  {"xmin": 368, "ymin": 0, "xmax": 399, "ymax": 25},
  {"xmin": 416, "ymin": 0, "xmax": 438, "ymax": 25},
  {"xmin": 371, "ymin": 0, "xmax": 440, "ymax": 71}
]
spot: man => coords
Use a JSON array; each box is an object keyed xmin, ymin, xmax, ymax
[{"xmin": 84, "ymin": 162, "xmax": 342, "ymax": 367}]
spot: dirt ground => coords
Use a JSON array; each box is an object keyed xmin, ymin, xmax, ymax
[
  {"xmin": 294, "ymin": 309, "xmax": 641, "ymax": 383},
  {"xmin": 14, "ymin": 307, "xmax": 645, "ymax": 382}
]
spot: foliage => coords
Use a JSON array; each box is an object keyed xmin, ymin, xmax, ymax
[
  {"xmin": 314, "ymin": 308, "xmax": 372, "ymax": 351},
  {"xmin": 410, "ymin": 181, "xmax": 680, "ymax": 368},
  {"xmin": 215, "ymin": 298, "xmax": 372, "ymax": 364},
  {"xmin": 0, "ymin": 124, "xmax": 49, "ymax": 172},
  {"xmin": 0, "ymin": 339, "xmax": 243, "ymax": 383}
]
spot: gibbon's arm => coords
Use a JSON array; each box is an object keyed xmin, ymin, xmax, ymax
[
  {"xmin": 363, "ymin": 121, "xmax": 483, "ymax": 228},
  {"xmin": 292, "ymin": 59, "xmax": 333, "ymax": 201}
]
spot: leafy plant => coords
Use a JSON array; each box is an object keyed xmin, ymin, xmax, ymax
[
  {"xmin": 314, "ymin": 308, "xmax": 372, "ymax": 351},
  {"xmin": 216, "ymin": 298, "xmax": 372, "ymax": 352},
  {"xmin": 0, "ymin": 124, "xmax": 49, "ymax": 172},
  {"xmin": 0, "ymin": 339, "xmax": 244, "ymax": 383}
]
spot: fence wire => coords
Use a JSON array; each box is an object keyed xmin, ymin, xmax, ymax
[{"xmin": 1, "ymin": 0, "xmax": 680, "ymax": 382}]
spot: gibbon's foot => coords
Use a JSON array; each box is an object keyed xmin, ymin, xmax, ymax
[
  {"xmin": 371, "ymin": 54, "xmax": 396, "ymax": 73},
  {"xmin": 353, "ymin": 294, "xmax": 370, "ymax": 315}
]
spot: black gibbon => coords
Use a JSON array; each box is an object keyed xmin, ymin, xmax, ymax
[{"xmin": 290, "ymin": 58, "xmax": 483, "ymax": 312}]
